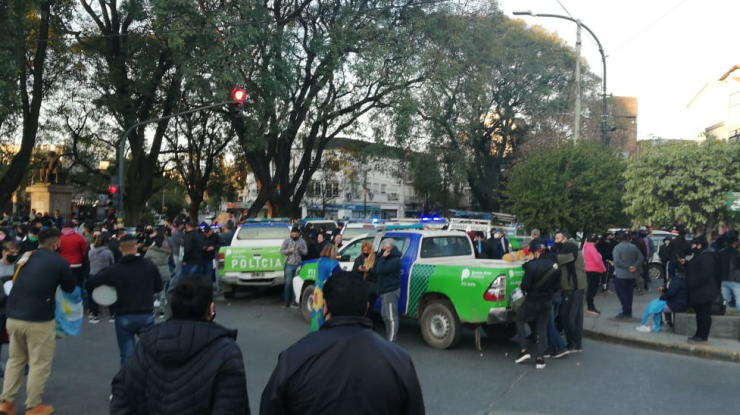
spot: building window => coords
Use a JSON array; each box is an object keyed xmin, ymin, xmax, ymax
[
  {"xmin": 381, "ymin": 184, "xmax": 387, "ymax": 194},
  {"xmin": 730, "ymin": 91, "xmax": 740, "ymax": 121}
]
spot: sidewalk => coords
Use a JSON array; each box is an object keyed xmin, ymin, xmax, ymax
[{"xmin": 582, "ymin": 286, "xmax": 740, "ymax": 363}]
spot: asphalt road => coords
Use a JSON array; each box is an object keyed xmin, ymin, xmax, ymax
[{"xmin": 2, "ymin": 287, "xmax": 735, "ymax": 414}]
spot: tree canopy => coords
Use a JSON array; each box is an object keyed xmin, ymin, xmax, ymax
[
  {"xmin": 505, "ymin": 141, "xmax": 626, "ymax": 233},
  {"xmin": 623, "ymin": 138, "xmax": 740, "ymax": 238}
]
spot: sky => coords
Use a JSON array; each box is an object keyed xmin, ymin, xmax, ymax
[{"xmin": 497, "ymin": 0, "xmax": 739, "ymax": 140}]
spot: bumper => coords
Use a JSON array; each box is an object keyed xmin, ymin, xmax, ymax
[
  {"xmin": 219, "ymin": 271, "xmax": 284, "ymax": 287},
  {"xmin": 487, "ymin": 307, "xmax": 516, "ymax": 325},
  {"xmin": 293, "ymin": 277, "xmax": 304, "ymax": 303}
]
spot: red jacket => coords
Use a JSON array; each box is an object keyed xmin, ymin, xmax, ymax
[
  {"xmin": 583, "ymin": 243, "xmax": 607, "ymax": 273},
  {"xmin": 59, "ymin": 228, "xmax": 88, "ymax": 267}
]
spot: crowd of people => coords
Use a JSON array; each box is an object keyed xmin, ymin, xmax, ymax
[
  {"xmin": 0, "ymin": 213, "xmax": 424, "ymax": 415},
  {"xmin": 512, "ymin": 224, "xmax": 740, "ymax": 371}
]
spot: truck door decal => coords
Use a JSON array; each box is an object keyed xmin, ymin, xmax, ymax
[{"xmin": 406, "ymin": 264, "xmax": 435, "ymax": 317}]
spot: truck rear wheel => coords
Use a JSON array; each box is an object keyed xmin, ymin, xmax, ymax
[
  {"xmin": 482, "ymin": 324, "xmax": 517, "ymax": 340},
  {"xmin": 420, "ymin": 300, "xmax": 462, "ymax": 349},
  {"xmin": 223, "ymin": 284, "xmax": 237, "ymax": 300},
  {"xmin": 300, "ymin": 284, "xmax": 314, "ymax": 322},
  {"xmin": 648, "ymin": 263, "xmax": 664, "ymax": 281}
]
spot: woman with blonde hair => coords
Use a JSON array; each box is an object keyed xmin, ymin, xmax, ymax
[
  {"xmin": 311, "ymin": 245, "xmax": 341, "ymax": 331},
  {"xmin": 352, "ymin": 240, "xmax": 378, "ymax": 312}
]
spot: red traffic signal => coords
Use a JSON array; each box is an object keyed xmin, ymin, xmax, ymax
[
  {"xmin": 232, "ymin": 88, "xmax": 247, "ymax": 103},
  {"xmin": 108, "ymin": 185, "xmax": 118, "ymax": 195}
]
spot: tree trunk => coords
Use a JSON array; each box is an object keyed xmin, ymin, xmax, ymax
[{"xmin": 0, "ymin": 2, "xmax": 50, "ymax": 207}]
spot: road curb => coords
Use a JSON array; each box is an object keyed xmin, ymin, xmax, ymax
[{"xmin": 583, "ymin": 328, "xmax": 740, "ymax": 364}]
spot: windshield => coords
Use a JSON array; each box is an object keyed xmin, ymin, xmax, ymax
[
  {"xmin": 420, "ymin": 236, "xmax": 472, "ymax": 258},
  {"xmin": 343, "ymin": 227, "xmax": 374, "ymax": 240},
  {"xmin": 236, "ymin": 226, "xmax": 290, "ymax": 240}
]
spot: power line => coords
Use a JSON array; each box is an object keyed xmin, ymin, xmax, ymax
[
  {"xmin": 554, "ymin": 0, "xmax": 574, "ymax": 19},
  {"xmin": 610, "ymin": 0, "xmax": 691, "ymax": 55}
]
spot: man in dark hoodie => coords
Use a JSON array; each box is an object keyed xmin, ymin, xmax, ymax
[
  {"xmin": 666, "ymin": 225, "xmax": 691, "ymax": 280},
  {"xmin": 0, "ymin": 228, "xmax": 76, "ymax": 415},
  {"xmin": 374, "ymin": 238, "xmax": 403, "ymax": 342},
  {"xmin": 260, "ymin": 275, "xmax": 424, "ymax": 415},
  {"xmin": 19, "ymin": 226, "xmax": 39, "ymax": 255},
  {"xmin": 685, "ymin": 236, "xmax": 719, "ymax": 344},
  {"xmin": 111, "ymin": 276, "xmax": 249, "ymax": 415},
  {"xmin": 182, "ymin": 221, "xmax": 205, "ymax": 276},
  {"xmin": 515, "ymin": 241, "xmax": 560, "ymax": 370},
  {"xmin": 87, "ymin": 235, "xmax": 163, "ymax": 366}
]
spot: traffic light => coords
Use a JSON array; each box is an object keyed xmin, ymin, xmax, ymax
[
  {"xmin": 107, "ymin": 180, "xmax": 121, "ymax": 219},
  {"xmin": 231, "ymin": 87, "xmax": 247, "ymax": 118}
]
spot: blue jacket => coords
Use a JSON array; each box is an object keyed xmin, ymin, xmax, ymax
[
  {"xmin": 659, "ymin": 276, "xmax": 688, "ymax": 313},
  {"xmin": 374, "ymin": 247, "xmax": 402, "ymax": 294}
]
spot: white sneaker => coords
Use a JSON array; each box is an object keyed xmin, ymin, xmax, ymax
[
  {"xmin": 153, "ymin": 299, "xmax": 161, "ymax": 308},
  {"xmin": 635, "ymin": 325, "xmax": 651, "ymax": 333}
]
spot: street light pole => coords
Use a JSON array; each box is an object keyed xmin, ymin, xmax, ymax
[
  {"xmin": 513, "ymin": 11, "xmax": 609, "ymax": 145},
  {"xmin": 574, "ymin": 19, "xmax": 581, "ymax": 142}
]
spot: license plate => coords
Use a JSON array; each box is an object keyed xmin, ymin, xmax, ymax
[{"xmin": 240, "ymin": 272, "xmax": 265, "ymax": 278}]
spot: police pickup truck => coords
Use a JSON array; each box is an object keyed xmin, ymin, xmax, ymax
[
  {"xmin": 217, "ymin": 219, "xmax": 292, "ymax": 299},
  {"xmin": 293, "ymin": 229, "xmax": 525, "ymax": 349}
]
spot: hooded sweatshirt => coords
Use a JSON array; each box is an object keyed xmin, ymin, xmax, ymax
[
  {"xmin": 110, "ymin": 320, "xmax": 250, "ymax": 415},
  {"xmin": 59, "ymin": 227, "xmax": 88, "ymax": 267},
  {"xmin": 374, "ymin": 246, "xmax": 403, "ymax": 294},
  {"xmin": 87, "ymin": 255, "xmax": 163, "ymax": 315},
  {"xmin": 88, "ymin": 245, "xmax": 114, "ymax": 275}
]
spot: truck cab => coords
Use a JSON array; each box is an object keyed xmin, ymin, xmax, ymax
[
  {"xmin": 217, "ymin": 219, "xmax": 292, "ymax": 298},
  {"xmin": 293, "ymin": 229, "xmax": 524, "ymax": 349}
]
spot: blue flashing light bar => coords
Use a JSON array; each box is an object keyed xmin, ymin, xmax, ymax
[{"xmin": 244, "ymin": 218, "xmax": 290, "ymax": 223}]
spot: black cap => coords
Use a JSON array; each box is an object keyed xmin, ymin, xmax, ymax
[{"xmin": 291, "ymin": 226, "xmax": 300, "ymax": 233}]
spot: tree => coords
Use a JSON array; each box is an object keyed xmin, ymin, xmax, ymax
[
  {"xmin": 0, "ymin": 1, "xmax": 72, "ymax": 207},
  {"xmin": 204, "ymin": 154, "xmax": 247, "ymax": 214},
  {"xmin": 165, "ymin": 92, "xmax": 234, "ymax": 220},
  {"xmin": 623, "ymin": 138, "xmax": 740, "ymax": 239},
  {"xmin": 408, "ymin": 6, "xmax": 597, "ymax": 212},
  {"xmin": 505, "ymin": 141, "xmax": 626, "ymax": 233},
  {"xmin": 221, "ymin": 0, "xmax": 427, "ymax": 218}
]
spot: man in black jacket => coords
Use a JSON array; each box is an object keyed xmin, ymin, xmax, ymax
[
  {"xmin": 374, "ymin": 238, "xmax": 403, "ymax": 341},
  {"xmin": 473, "ymin": 232, "xmax": 496, "ymax": 259},
  {"xmin": 87, "ymin": 235, "xmax": 163, "ymax": 366},
  {"xmin": 685, "ymin": 237, "xmax": 719, "ymax": 343},
  {"xmin": 515, "ymin": 241, "xmax": 560, "ymax": 370},
  {"xmin": 667, "ymin": 226, "xmax": 691, "ymax": 279},
  {"xmin": 111, "ymin": 276, "xmax": 249, "ymax": 415},
  {"xmin": 0, "ymin": 228, "xmax": 76, "ymax": 415},
  {"xmin": 260, "ymin": 275, "xmax": 425, "ymax": 415},
  {"xmin": 182, "ymin": 221, "xmax": 205, "ymax": 276}
]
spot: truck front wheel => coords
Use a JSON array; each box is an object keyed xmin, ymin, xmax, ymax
[
  {"xmin": 300, "ymin": 284, "xmax": 314, "ymax": 322},
  {"xmin": 420, "ymin": 301, "xmax": 462, "ymax": 349}
]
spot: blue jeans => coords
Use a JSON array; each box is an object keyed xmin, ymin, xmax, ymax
[
  {"xmin": 721, "ymin": 281, "xmax": 740, "ymax": 310},
  {"xmin": 547, "ymin": 295, "xmax": 566, "ymax": 352},
  {"xmin": 284, "ymin": 264, "xmax": 299, "ymax": 305},
  {"xmin": 115, "ymin": 314, "xmax": 154, "ymax": 366},
  {"xmin": 181, "ymin": 263, "xmax": 203, "ymax": 276}
]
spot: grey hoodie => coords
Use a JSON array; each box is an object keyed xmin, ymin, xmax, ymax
[{"xmin": 88, "ymin": 245, "xmax": 115, "ymax": 275}]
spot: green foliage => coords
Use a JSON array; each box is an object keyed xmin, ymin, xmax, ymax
[
  {"xmin": 404, "ymin": 4, "xmax": 598, "ymax": 212},
  {"xmin": 505, "ymin": 142, "xmax": 625, "ymax": 232},
  {"xmin": 623, "ymin": 138, "xmax": 740, "ymax": 237}
]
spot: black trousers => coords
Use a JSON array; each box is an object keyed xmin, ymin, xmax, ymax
[
  {"xmin": 516, "ymin": 298, "xmax": 551, "ymax": 358},
  {"xmin": 693, "ymin": 301, "xmax": 713, "ymax": 340},
  {"xmin": 586, "ymin": 272, "xmax": 601, "ymax": 310}
]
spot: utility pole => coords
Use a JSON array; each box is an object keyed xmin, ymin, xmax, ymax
[{"xmin": 574, "ymin": 20, "xmax": 582, "ymax": 142}]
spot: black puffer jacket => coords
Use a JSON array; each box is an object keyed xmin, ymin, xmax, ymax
[
  {"xmin": 685, "ymin": 248, "xmax": 719, "ymax": 306},
  {"xmin": 111, "ymin": 320, "xmax": 250, "ymax": 415}
]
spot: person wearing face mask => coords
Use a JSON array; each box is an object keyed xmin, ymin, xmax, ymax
[
  {"xmin": 110, "ymin": 276, "xmax": 250, "ymax": 415},
  {"xmin": 0, "ymin": 228, "xmax": 76, "ymax": 415},
  {"xmin": 0, "ymin": 240, "xmax": 20, "ymax": 278},
  {"xmin": 473, "ymin": 231, "xmax": 496, "ymax": 259},
  {"xmin": 488, "ymin": 228, "xmax": 509, "ymax": 260},
  {"xmin": 684, "ymin": 236, "xmax": 719, "ymax": 344},
  {"xmin": 280, "ymin": 227, "xmax": 308, "ymax": 309},
  {"xmin": 352, "ymin": 240, "xmax": 378, "ymax": 311},
  {"xmin": 373, "ymin": 238, "xmax": 403, "ymax": 342},
  {"xmin": 19, "ymin": 226, "xmax": 39, "ymax": 255}
]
